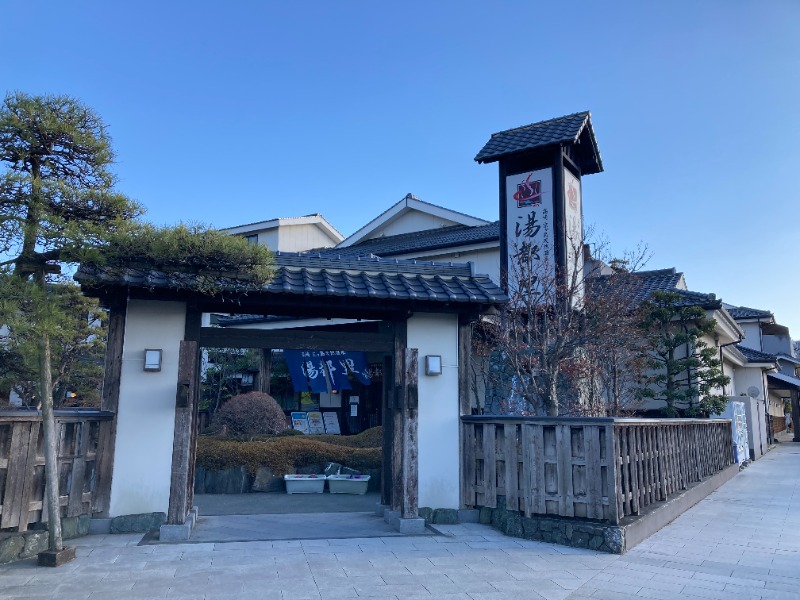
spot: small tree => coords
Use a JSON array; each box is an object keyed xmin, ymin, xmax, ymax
[
  {"xmin": 637, "ymin": 290, "xmax": 730, "ymax": 417},
  {"xmin": 0, "ymin": 281, "xmax": 106, "ymax": 408},
  {"xmin": 201, "ymin": 347, "xmax": 258, "ymax": 415}
]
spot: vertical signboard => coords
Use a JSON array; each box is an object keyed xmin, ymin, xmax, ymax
[
  {"xmin": 563, "ymin": 167, "xmax": 583, "ymax": 306},
  {"xmin": 505, "ymin": 168, "xmax": 555, "ymax": 296}
]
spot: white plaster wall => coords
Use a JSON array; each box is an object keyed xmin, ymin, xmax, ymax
[
  {"xmin": 738, "ymin": 323, "xmax": 762, "ymax": 350},
  {"xmin": 420, "ymin": 248, "xmax": 500, "ymax": 285},
  {"xmin": 109, "ymin": 300, "xmax": 186, "ymax": 517},
  {"xmin": 733, "ymin": 366, "xmax": 768, "ymax": 459},
  {"xmin": 277, "ymin": 223, "xmax": 337, "ymax": 252},
  {"xmin": 407, "ymin": 313, "xmax": 460, "ymax": 509},
  {"xmin": 370, "ymin": 212, "xmax": 459, "ymax": 239}
]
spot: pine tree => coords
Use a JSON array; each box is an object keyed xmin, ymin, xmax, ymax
[{"xmin": 637, "ymin": 290, "xmax": 729, "ymax": 417}]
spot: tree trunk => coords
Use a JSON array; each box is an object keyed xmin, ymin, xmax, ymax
[
  {"xmin": 39, "ymin": 328, "xmax": 63, "ymax": 552},
  {"xmin": 546, "ymin": 376, "xmax": 559, "ymax": 416}
]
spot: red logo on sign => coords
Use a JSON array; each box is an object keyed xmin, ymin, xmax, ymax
[
  {"xmin": 567, "ymin": 180, "xmax": 578, "ymax": 211},
  {"xmin": 514, "ymin": 174, "xmax": 542, "ymax": 208}
]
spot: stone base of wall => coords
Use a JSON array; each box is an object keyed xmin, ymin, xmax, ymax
[
  {"xmin": 477, "ymin": 497, "xmax": 624, "ymax": 553},
  {"xmin": 475, "ymin": 463, "xmax": 739, "ymax": 554},
  {"xmin": 0, "ymin": 514, "xmax": 91, "ymax": 565}
]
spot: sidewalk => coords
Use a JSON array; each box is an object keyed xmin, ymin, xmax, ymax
[{"xmin": 0, "ymin": 443, "xmax": 797, "ymax": 600}]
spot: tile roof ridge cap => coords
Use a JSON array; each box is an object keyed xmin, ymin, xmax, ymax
[{"xmin": 490, "ymin": 111, "xmax": 590, "ymax": 138}]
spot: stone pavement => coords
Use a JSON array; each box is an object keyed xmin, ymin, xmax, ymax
[{"xmin": 0, "ymin": 443, "xmax": 798, "ymax": 600}]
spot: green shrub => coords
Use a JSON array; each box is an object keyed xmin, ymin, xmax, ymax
[
  {"xmin": 207, "ymin": 391, "xmax": 289, "ymax": 437},
  {"xmin": 196, "ymin": 426, "xmax": 383, "ymax": 476}
]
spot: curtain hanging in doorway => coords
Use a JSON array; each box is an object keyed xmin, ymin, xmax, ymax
[{"xmin": 283, "ymin": 350, "xmax": 372, "ymax": 393}]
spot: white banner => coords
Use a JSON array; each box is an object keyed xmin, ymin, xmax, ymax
[{"xmin": 506, "ymin": 168, "xmax": 554, "ymax": 296}]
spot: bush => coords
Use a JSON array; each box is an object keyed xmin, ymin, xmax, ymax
[
  {"xmin": 196, "ymin": 435, "xmax": 382, "ymax": 476},
  {"xmin": 207, "ymin": 392, "xmax": 289, "ymax": 437}
]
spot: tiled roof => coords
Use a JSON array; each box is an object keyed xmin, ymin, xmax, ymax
[
  {"xmin": 722, "ymin": 304, "xmax": 773, "ymax": 321},
  {"xmin": 75, "ymin": 253, "xmax": 508, "ymax": 306},
  {"xmin": 591, "ymin": 268, "xmax": 719, "ymax": 309},
  {"xmin": 475, "ymin": 112, "xmax": 603, "ymax": 174},
  {"xmin": 736, "ymin": 345, "xmax": 777, "ymax": 364},
  {"xmin": 320, "ymin": 222, "xmax": 500, "ymax": 258}
]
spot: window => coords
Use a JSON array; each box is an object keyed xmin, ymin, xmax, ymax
[{"xmin": 244, "ymin": 234, "xmax": 258, "ymax": 246}]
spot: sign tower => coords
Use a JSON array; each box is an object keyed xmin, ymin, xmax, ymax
[{"xmin": 475, "ymin": 112, "xmax": 603, "ymax": 298}]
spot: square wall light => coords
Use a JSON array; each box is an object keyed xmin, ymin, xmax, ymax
[
  {"xmin": 425, "ymin": 355, "xmax": 442, "ymax": 376},
  {"xmin": 144, "ymin": 349, "xmax": 163, "ymax": 372}
]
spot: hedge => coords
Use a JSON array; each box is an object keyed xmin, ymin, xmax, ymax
[{"xmin": 196, "ymin": 426, "xmax": 382, "ymax": 476}]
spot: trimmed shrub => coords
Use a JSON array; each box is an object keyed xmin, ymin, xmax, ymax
[
  {"xmin": 197, "ymin": 426, "xmax": 384, "ymax": 476},
  {"xmin": 207, "ymin": 392, "xmax": 289, "ymax": 437}
]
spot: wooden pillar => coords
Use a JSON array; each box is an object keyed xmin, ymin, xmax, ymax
[
  {"xmin": 167, "ymin": 339, "xmax": 200, "ymax": 525},
  {"xmin": 402, "ymin": 348, "xmax": 419, "ymax": 519},
  {"xmin": 792, "ymin": 390, "xmax": 800, "ymax": 443},
  {"xmin": 381, "ymin": 354, "xmax": 393, "ymax": 507},
  {"xmin": 458, "ymin": 314, "xmax": 473, "ymax": 509},
  {"xmin": 257, "ymin": 349, "xmax": 272, "ymax": 394},
  {"xmin": 92, "ymin": 296, "xmax": 127, "ymax": 517},
  {"xmin": 391, "ymin": 321, "xmax": 406, "ymax": 513}
]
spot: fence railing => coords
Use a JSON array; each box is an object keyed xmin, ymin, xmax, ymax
[
  {"xmin": 0, "ymin": 410, "xmax": 114, "ymax": 532},
  {"xmin": 461, "ymin": 416, "xmax": 735, "ymax": 524}
]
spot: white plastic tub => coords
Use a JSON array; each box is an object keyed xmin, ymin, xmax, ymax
[
  {"xmin": 326, "ymin": 474, "xmax": 371, "ymax": 495},
  {"xmin": 284, "ymin": 474, "xmax": 326, "ymax": 494}
]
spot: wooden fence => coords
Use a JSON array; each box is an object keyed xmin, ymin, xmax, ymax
[
  {"xmin": 462, "ymin": 416, "xmax": 735, "ymax": 524},
  {"xmin": 0, "ymin": 410, "xmax": 113, "ymax": 532}
]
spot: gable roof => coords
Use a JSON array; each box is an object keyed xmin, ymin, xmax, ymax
[
  {"xmin": 338, "ymin": 194, "xmax": 490, "ymax": 248},
  {"xmin": 320, "ymin": 221, "xmax": 500, "ymax": 259},
  {"xmin": 474, "ymin": 111, "xmax": 603, "ymax": 174}
]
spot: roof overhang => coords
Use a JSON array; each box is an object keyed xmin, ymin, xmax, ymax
[
  {"xmin": 711, "ymin": 307, "xmax": 745, "ymax": 345},
  {"xmin": 768, "ymin": 371, "xmax": 800, "ymax": 392},
  {"xmin": 223, "ymin": 214, "xmax": 344, "ymax": 243}
]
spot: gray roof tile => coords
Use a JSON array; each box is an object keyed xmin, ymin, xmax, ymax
[
  {"xmin": 320, "ymin": 222, "xmax": 500, "ymax": 259},
  {"xmin": 75, "ymin": 253, "xmax": 508, "ymax": 307},
  {"xmin": 475, "ymin": 112, "xmax": 603, "ymax": 174},
  {"xmin": 722, "ymin": 304, "xmax": 773, "ymax": 320},
  {"xmin": 736, "ymin": 345, "xmax": 778, "ymax": 364}
]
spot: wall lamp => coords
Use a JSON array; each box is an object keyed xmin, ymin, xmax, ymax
[
  {"xmin": 425, "ymin": 355, "xmax": 442, "ymax": 376},
  {"xmin": 144, "ymin": 349, "xmax": 163, "ymax": 372}
]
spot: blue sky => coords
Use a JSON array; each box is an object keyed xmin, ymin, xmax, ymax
[{"xmin": 3, "ymin": 1, "xmax": 799, "ymax": 334}]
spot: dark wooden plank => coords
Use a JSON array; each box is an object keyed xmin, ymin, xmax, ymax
[
  {"xmin": 606, "ymin": 424, "xmax": 620, "ymax": 524},
  {"xmin": 93, "ymin": 299, "xmax": 127, "ymax": 516},
  {"xmin": 504, "ymin": 424, "xmax": 519, "ymax": 511},
  {"xmin": 257, "ymin": 349, "xmax": 272, "ymax": 394},
  {"xmin": 521, "ymin": 424, "xmax": 534, "ymax": 517},
  {"xmin": 462, "ymin": 423, "xmax": 476, "ymax": 508},
  {"xmin": 167, "ymin": 339, "xmax": 199, "ymax": 525},
  {"xmin": 67, "ymin": 421, "xmax": 88, "ymax": 517},
  {"xmin": 483, "ymin": 424, "xmax": 497, "ymax": 509},
  {"xmin": 1, "ymin": 423, "xmax": 32, "ymax": 530},
  {"xmin": 556, "ymin": 425, "xmax": 574, "ymax": 517},
  {"xmin": 381, "ymin": 355, "xmax": 393, "ymax": 508},
  {"xmin": 15, "ymin": 422, "xmax": 42, "ymax": 531},
  {"xmin": 198, "ymin": 327, "xmax": 394, "ymax": 352},
  {"xmin": 532, "ymin": 423, "xmax": 546, "ymax": 515},
  {"xmin": 391, "ymin": 321, "xmax": 406, "ymax": 513},
  {"xmin": 585, "ymin": 425, "xmax": 603, "ymax": 520},
  {"xmin": 401, "ymin": 348, "xmax": 419, "ymax": 519}
]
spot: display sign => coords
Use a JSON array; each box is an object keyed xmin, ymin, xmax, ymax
[
  {"xmin": 307, "ymin": 411, "xmax": 326, "ymax": 434},
  {"xmin": 322, "ymin": 412, "xmax": 341, "ymax": 435},
  {"xmin": 505, "ymin": 168, "xmax": 555, "ymax": 295},
  {"xmin": 291, "ymin": 412, "xmax": 309, "ymax": 434}
]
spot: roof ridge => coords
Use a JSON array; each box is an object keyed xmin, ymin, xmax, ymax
[{"xmin": 489, "ymin": 111, "xmax": 590, "ymax": 139}]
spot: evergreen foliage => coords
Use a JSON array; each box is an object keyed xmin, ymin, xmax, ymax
[{"xmin": 637, "ymin": 290, "xmax": 730, "ymax": 417}]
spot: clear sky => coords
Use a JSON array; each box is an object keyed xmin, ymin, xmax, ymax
[{"xmin": 3, "ymin": 1, "xmax": 799, "ymax": 335}]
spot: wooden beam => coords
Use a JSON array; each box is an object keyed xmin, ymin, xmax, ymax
[
  {"xmin": 198, "ymin": 327, "xmax": 395, "ymax": 352},
  {"xmin": 93, "ymin": 298, "xmax": 127, "ymax": 517},
  {"xmin": 381, "ymin": 354, "xmax": 393, "ymax": 508},
  {"xmin": 391, "ymin": 321, "xmax": 406, "ymax": 513},
  {"xmin": 402, "ymin": 348, "xmax": 419, "ymax": 519},
  {"xmin": 167, "ymin": 340, "xmax": 200, "ymax": 525}
]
